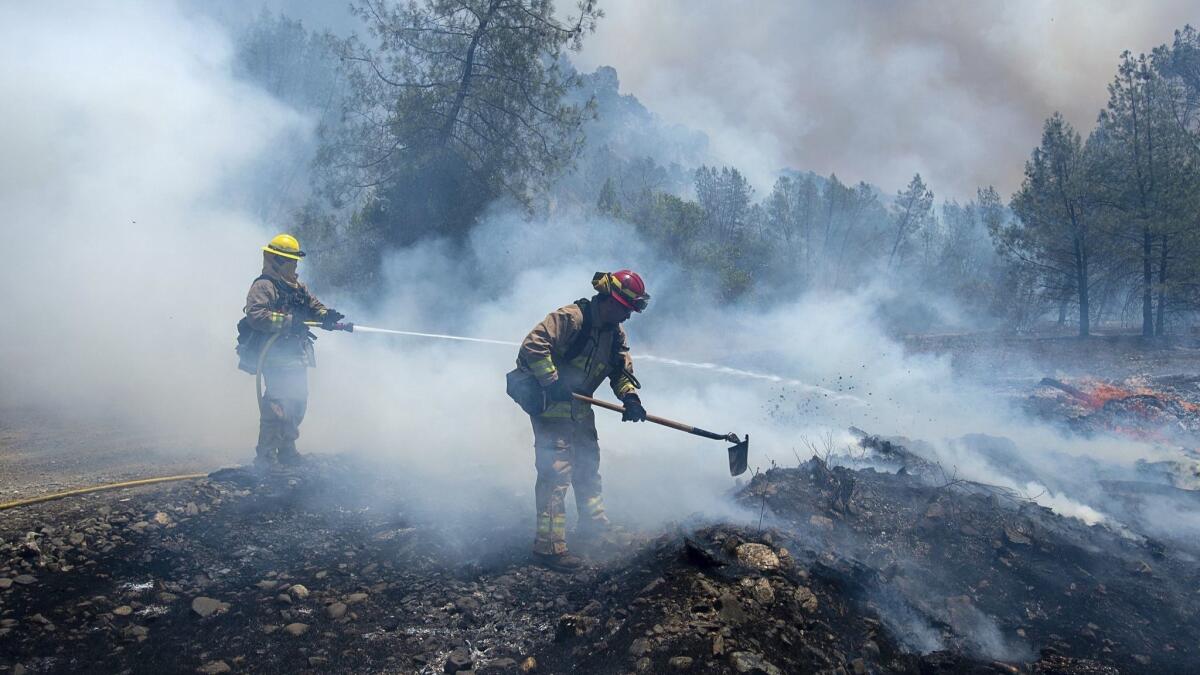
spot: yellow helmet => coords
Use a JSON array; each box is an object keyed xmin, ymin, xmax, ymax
[{"xmin": 263, "ymin": 233, "xmax": 305, "ymax": 260}]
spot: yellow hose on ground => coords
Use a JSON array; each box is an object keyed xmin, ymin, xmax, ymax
[
  {"xmin": 0, "ymin": 474, "xmax": 208, "ymax": 512},
  {"xmin": 1, "ymin": 324, "xmax": 293, "ymax": 512}
]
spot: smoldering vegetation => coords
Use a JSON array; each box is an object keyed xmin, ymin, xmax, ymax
[{"xmin": 3, "ymin": 2, "xmax": 1200, "ymax": 674}]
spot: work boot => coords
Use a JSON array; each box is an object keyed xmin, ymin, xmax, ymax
[
  {"xmin": 575, "ymin": 519, "xmax": 629, "ymax": 550},
  {"xmin": 532, "ymin": 551, "xmax": 585, "ymax": 572}
]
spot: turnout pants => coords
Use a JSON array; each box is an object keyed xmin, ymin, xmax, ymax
[
  {"xmin": 257, "ymin": 366, "xmax": 308, "ymax": 460},
  {"xmin": 531, "ymin": 413, "xmax": 609, "ymax": 555}
]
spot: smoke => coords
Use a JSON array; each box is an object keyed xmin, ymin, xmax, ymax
[
  {"xmin": 0, "ymin": 2, "xmax": 309, "ymax": 450},
  {"xmin": 2, "ymin": 2, "xmax": 1196, "ymax": 550},
  {"xmin": 572, "ymin": 0, "xmax": 1198, "ymax": 197}
]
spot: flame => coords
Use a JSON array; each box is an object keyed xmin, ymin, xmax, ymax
[
  {"xmin": 1043, "ymin": 377, "xmax": 1200, "ymax": 445},
  {"xmin": 1071, "ymin": 378, "xmax": 1199, "ymax": 413}
]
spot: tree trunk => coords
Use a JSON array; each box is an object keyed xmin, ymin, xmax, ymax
[
  {"xmin": 1058, "ymin": 297, "xmax": 1067, "ymax": 326},
  {"xmin": 1142, "ymin": 224, "xmax": 1154, "ymax": 336},
  {"xmin": 437, "ymin": 0, "xmax": 501, "ymax": 148},
  {"xmin": 1075, "ymin": 238, "xmax": 1089, "ymax": 337},
  {"xmin": 1156, "ymin": 234, "xmax": 1168, "ymax": 336}
]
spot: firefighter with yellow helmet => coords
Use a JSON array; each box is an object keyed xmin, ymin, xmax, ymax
[
  {"xmin": 238, "ymin": 234, "xmax": 345, "ymax": 469},
  {"xmin": 510, "ymin": 270, "xmax": 651, "ymax": 570}
]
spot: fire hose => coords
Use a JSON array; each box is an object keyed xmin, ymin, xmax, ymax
[
  {"xmin": 3, "ymin": 318, "xmax": 830, "ymax": 510},
  {"xmin": 0, "ymin": 474, "xmax": 208, "ymax": 512}
]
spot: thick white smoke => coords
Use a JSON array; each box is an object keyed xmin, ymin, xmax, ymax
[
  {"xmin": 1, "ymin": 2, "xmax": 1192, "ymax": 541},
  {"xmin": 0, "ymin": 3, "xmax": 309, "ymax": 452}
]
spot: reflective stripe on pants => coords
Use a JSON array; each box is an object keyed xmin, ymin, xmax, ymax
[{"xmin": 530, "ymin": 413, "xmax": 607, "ymax": 555}]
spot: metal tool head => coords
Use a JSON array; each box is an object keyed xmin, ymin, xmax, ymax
[{"xmin": 726, "ymin": 434, "xmax": 750, "ymax": 476}]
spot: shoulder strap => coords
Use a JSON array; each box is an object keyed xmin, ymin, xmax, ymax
[
  {"xmin": 563, "ymin": 298, "xmax": 593, "ymax": 362},
  {"xmin": 562, "ymin": 298, "xmax": 626, "ymax": 370},
  {"xmin": 256, "ymin": 274, "xmax": 305, "ymax": 307}
]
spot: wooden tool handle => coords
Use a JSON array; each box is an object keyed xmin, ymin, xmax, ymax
[{"xmin": 572, "ymin": 393, "xmax": 709, "ymax": 437}]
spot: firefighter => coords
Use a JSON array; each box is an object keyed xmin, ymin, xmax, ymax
[
  {"xmin": 515, "ymin": 270, "xmax": 650, "ymax": 570},
  {"xmin": 242, "ymin": 234, "xmax": 344, "ymax": 469}
]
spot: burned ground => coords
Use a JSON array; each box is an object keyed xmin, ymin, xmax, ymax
[
  {"xmin": 3, "ymin": 440, "xmax": 1197, "ymax": 674},
  {"xmin": 5, "ymin": 339, "xmax": 1200, "ymax": 674}
]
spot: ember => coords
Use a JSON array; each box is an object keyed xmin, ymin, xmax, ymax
[{"xmin": 1032, "ymin": 376, "xmax": 1200, "ymax": 445}]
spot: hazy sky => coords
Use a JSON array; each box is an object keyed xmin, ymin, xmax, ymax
[{"xmin": 571, "ymin": 0, "xmax": 1197, "ymax": 198}]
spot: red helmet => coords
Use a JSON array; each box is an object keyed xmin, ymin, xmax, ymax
[{"xmin": 593, "ymin": 269, "xmax": 650, "ymax": 312}]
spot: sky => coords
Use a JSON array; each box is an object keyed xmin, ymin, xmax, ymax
[{"xmin": 569, "ymin": 0, "xmax": 1198, "ymax": 198}]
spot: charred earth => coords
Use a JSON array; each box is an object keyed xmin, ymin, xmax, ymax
[{"xmin": 2, "ymin": 435, "xmax": 1197, "ymax": 674}]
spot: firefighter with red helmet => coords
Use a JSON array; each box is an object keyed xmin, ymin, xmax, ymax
[{"xmin": 513, "ymin": 270, "xmax": 650, "ymax": 570}]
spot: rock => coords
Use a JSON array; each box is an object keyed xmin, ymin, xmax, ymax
[
  {"xmin": 276, "ymin": 593, "xmax": 292, "ymax": 605},
  {"xmin": 712, "ymin": 634, "xmax": 725, "ymax": 656},
  {"xmin": 793, "ymin": 586, "xmax": 819, "ymax": 612},
  {"xmin": 635, "ymin": 657, "xmax": 652, "ymax": 673},
  {"xmin": 484, "ymin": 657, "xmax": 518, "ymax": 671},
  {"xmin": 256, "ymin": 580, "xmax": 278, "ymax": 591},
  {"xmin": 730, "ymin": 651, "xmax": 782, "ymax": 675},
  {"xmin": 520, "ymin": 656, "xmax": 537, "ymax": 672},
  {"xmin": 289, "ymin": 584, "xmax": 310, "ymax": 599},
  {"xmin": 198, "ymin": 661, "xmax": 230, "ymax": 674},
  {"xmin": 745, "ymin": 578, "xmax": 774, "ymax": 605},
  {"xmin": 456, "ymin": 596, "xmax": 481, "ymax": 613},
  {"xmin": 809, "ymin": 515, "xmax": 835, "ymax": 531},
  {"xmin": 191, "ymin": 597, "xmax": 229, "ymax": 618},
  {"xmin": 185, "ymin": 502, "xmax": 200, "ymax": 517},
  {"xmin": 862, "ymin": 640, "xmax": 881, "ymax": 659},
  {"xmin": 851, "ymin": 657, "xmax": 867, "ymax": 674},
  {"xmin": 68, "ymin": 532, "xmax": 85, "ymax": 545},
  {"xmin": 326, "ymin": 602, "xmax": 348, "ymax": 620},
  {"xmin": 13, "ymin": 665, "xmax": 27, "ymax": 675},
  {"xmin": 0, "ymin": 578, "xmax": 12, "ymax": 589},
  {"xmin": 153, "ymin": 512, "xmax": 172, "ymax": 526},
  {"xmin": 13, "ymin": 574, "xmax": 36, "ymax": 585},
  {"xmin": 924, "ymin": 501, "xmax": 945, "ymax": 519},
  {"xmin": 735, "ymin": 543, "xmax": 780, "ymax": 570},
  {"xmin": 113, "ymin": 605, "xmax": 134, "ymax": 617},
  {"xmin": 345, "ymin": 592, "xmax": 369, "ymax": 604},
  {"xmin": 445, "ymin": 648, "xmax": 473, "ymax": 673},
  {"xmin": 556, "ymin": 613, "xmax": 599, "ymax": 640},
  {"xmin": 1003, "ymin": 526, "xmax": 1031, "ymax": 546},
  {"xmin": 718, "ymin": 592, "xmax": 747, "ymax": 624},
  {"xmin": 639, "ymin": 577, "xmax": 665, "ymax": 596},
  {"xmin": 629, "ymin": 637, "xmax": 652, "ymax": 657},
  {"xmin": 283, "ymin": 622, "xmax": 309, "ymax": 636},
  {"xmin": 669, "ymin": 656, "xmax": 694, "ymax": 670}
]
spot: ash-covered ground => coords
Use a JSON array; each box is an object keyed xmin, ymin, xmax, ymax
[{"xmin": 3, "ymin": 338, "xmax": 1200, "ymax": 674}]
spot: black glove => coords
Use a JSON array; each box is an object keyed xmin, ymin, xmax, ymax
[
  {"xmin": 320, "ymin": 309, "xmax": 345, "ymax": 330},
  {"xmin": 621, "ymin": 394, "xmax": 647, "ymax": 422},
  {"xmin": 545, "ymin": 378, "xmax": 574, "ymax": 402}
]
